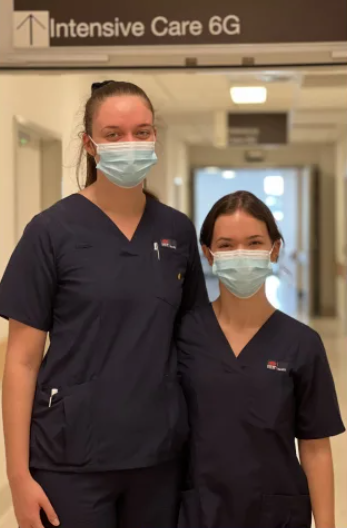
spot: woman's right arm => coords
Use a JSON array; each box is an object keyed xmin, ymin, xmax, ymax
[{"xmin": 2, "ymin": 320, "xmax": 60, "ymax": 528}]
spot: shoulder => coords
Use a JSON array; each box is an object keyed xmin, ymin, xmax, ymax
[
  {"xmin": 40, "ymin": 195, "xmax": 78, "ymax": 222},
  {"xmin": 21, "ymin": 195, "xmax": 77, "ymax": 243},
  {"xmin": 178, "ymin": 304, "xmax": 211, "ymax": 342},
  {"xmin": 276, "ymin": 311, "xmax": 326, "ymax": 363}
]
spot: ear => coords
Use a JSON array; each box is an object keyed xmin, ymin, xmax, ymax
[
  {"xmin": 153, "ymin": 126, "xmax": 158, "ymax": 141},
  {"xmin": 83, "ymin": 133, "xmax": 96, "ymax": 158},
  {"xmin": 271, "ymin": 240, "xmax": 281, "ymax": 263},
  {"xmin": 202, "ymin": 245, "xmax": 214, "ymax": 267}
]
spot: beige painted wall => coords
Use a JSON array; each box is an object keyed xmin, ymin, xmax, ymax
[
  {"xmin": 147, "ymin": 127, "xmax": 190, "ymax": 215},
  {"xmin": 41, "ymin": 140, "xmax": 63, "ymax": 211},
  {"xmin": 16, "ymin": 136, "xmax": 42, "ymax": 241},
  {"xmin": 335, "ymin": 134, "xmax": 347, "ymax": 329}
]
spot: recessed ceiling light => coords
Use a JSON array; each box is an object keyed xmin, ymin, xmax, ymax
[
  {"xmin": 273, "ymin": 211, "xmax": 284, "ymax": 222},
  {"xmin": 222, "ymin": 170, "xmax": 236, "ymax": 179},
  {"xmin": 265, "ymin": 196, "xmax": 277, "ymax": 207},
  {"xmin": 230, "ymin": 86, "xmax": 267, "ymax": 104},
  {"xmin": 174, "ymin": 177, "xmax": 183, "ymax": 186},
  {"xmin": 264, "ymin": 176, "xmax": 284, "ymax": 196}
]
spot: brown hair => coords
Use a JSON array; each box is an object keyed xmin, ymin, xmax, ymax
[
  {"xmin": 77, "ymin": 80, "xmax": 157, "ymax": 198},
  {"xmin": 200, "ymin": 190, "xmax": 284, "ymax": 247}
]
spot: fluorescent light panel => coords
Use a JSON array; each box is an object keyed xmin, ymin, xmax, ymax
[
  {"xmin": 230, "ymin": 86, "xmax": 267, "ymax": 104},
  {"xmin": 222, "ymin": 170, "xmax": 236, "ymax": 179},
  {"xmin": 264, "ymin": 176, "xmax": 284, "ymax": 196}
]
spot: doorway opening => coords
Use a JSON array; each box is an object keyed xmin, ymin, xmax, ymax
[{"xmin": 15, "ymin": 118, "xmax": 62, "ymax": 241}]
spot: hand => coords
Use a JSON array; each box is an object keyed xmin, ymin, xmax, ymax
[{"xmin": 10, "ymin": 474, "xmax": 60, "ymax": 528}]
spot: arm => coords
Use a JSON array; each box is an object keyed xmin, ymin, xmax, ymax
[
  {"xmin": 179, "ymin": 222, "xmax": 209, "ymax": 316},
  {"xmin": 2, "ymin": 320, "xmax": 60, "ymax": 528},
  {"xmin": 299, "ymin": 438, "xmax": 335, "ymax": 528},
  {"xmin": 294, "ymin": 331, "xmax": 345, "ymax": 528},
  {"xmin": 3, "ymin": 320, "xmax": 45, "ymax": 482}
]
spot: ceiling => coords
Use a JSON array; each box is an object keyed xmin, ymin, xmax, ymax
[{"xmin": 83, "ymin": 66, "xmax": 347, "ymax": 146}]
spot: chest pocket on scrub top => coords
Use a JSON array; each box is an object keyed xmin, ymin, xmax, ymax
[
  {"xmin": 248, "ymin": 368, "xmax": 294, "ymax": 430},
  {"xmin": 154, "ymin": 245, "xmax": 188, "ymax": 308}
]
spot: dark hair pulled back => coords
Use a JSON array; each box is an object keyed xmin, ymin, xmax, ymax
[
  {"xmin": 200, "ymin": 190, "xmax": 284, "ymax": 247},
  {"xmin": 77, "ymin": 80, "xmax": 157, "ymax": 198}
]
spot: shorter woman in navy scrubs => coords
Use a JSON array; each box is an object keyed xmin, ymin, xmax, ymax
[{"xmin": 178, "ymin": 191, "xmax": 345, "ymax": 528}]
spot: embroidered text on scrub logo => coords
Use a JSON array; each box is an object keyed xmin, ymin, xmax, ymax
[
  {"xmin": 267, "ymin": 361, "xmax": 288, "ymax": 372},
  {"xmin": 161, "ymin": 239, "xmax": 177, "ymax": 249}
]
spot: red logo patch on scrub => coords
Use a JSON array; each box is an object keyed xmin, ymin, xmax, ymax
[
  {"xmin": 267, "ymin": 360, "xmax": 288, "ymax": 372},
  {"xmin": 160, "ymin": 239, "xmax": 177, "ymax": 249},
  {"xmin": 267, "ymin": 360, "xmax": 277, "ymax": 370}
]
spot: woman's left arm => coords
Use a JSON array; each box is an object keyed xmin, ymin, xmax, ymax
[
  {"xmin": 294, "ymin": 330, "xmax": 345, "ymax": 528},
  {"xmin": 299, "ymin": 438, "xmax": 335, "ymax": 528},
  {"xmin": 179, "ymin": 221, "xmax": 209, "ymax": 315}
]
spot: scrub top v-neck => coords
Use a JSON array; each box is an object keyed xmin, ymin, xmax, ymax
[
  {"xmin": 209, "ymin": 305, "xmax": 278, "ymax": 363},
  {"xmin": 0, "ymin": 194, "xmax": 208, "ymax": 472},
  {"xmin": 177, "ymin": 304, "xmax": 345, "ymax": 528}
]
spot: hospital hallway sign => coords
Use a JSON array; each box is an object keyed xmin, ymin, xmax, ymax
[{"xmin": 13, "ymin": 0, "xmax": 347, "ymax": 48}]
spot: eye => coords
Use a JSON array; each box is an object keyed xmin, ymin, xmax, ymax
[
  {"xmin": 107, "ymin": 132, "xmax": 120, "ymax": 140},
  {"xmin": 136, "ymin": 130, "xmax": 151, "ymax": 139},
  {"xmin": 218, "ymin": 243, "xmax": 233, "ymax": 250},
  {"xmin": 250, "ymin": 240, "xmax": 262, "ymax": 246}
]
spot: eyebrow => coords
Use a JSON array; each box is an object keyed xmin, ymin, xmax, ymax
[
  {"xmin": 102, "ymin": 124, "xmax": 153, "ymax": 131},
  {"xmin": 216, "ymin": 235, "xmax": 265, "ymax": 242}
]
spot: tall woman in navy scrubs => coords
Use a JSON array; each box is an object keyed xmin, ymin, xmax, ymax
[
  {"xmin": 178, "ymin": 191, "xmax": 345, "ymax": 528},
  {"xmin": 0, "ymin": 80, "xmax": 208, "ymax": 528}
]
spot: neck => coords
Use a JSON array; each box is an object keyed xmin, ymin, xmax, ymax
[
  {"xmin": 86, "ymin": 173, "xmax": 146, "ymax": 216},
  {"xmin": 214, "ymin": 284, "xmax": 275, "ymax": 330}
]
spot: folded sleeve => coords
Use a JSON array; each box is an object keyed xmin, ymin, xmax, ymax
[
  {"xmin": 294, "ymin": 330, "xmax": 345, "ymax": 440},
  {"xmin": 0, "ymin": 215, "xmax": 57, "ymax": 332}
]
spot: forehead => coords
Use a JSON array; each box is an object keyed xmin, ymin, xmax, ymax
[
  {"xmin": 213, "ymin": 210, "xmax": 269, "ymax": 238},
  {"xmin": 93, "ymin": 95, "xmax": 153, "ymax": 128}
]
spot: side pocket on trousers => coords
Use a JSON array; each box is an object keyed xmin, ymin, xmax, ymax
[
  {"xmin": 178, "ymin": 490, "xmax": 202, "ymax": 528},
  {"xmin": 63, "ymin": 381, "xmax": 95, "ymax": 467}
]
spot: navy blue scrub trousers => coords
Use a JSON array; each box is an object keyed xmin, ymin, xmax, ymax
[{"xmin": 32, "ymin": 459, "xmax": 181, "ymax": 528}]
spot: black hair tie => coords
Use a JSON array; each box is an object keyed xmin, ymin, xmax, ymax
[{"xmin": 91, "ymin": 80, "xmax": 114, "ymax": 94}]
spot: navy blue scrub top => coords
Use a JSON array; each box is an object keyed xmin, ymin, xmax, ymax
[
  {"xmin": 0, "ymin": 194, "xmax": 208, "ymax": 472},
  {"xmin": 177, "ymin": 305, "xmax": 345, "ymax": 528}
]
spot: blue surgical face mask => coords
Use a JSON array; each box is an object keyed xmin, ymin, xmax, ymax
[
  {"xmin": 210, "ymin": 248, "xmax": 274, "ymax": 299},
  {"xmin": 90, "ymin": 138, "xmax": 157, "ymax": 189}
]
